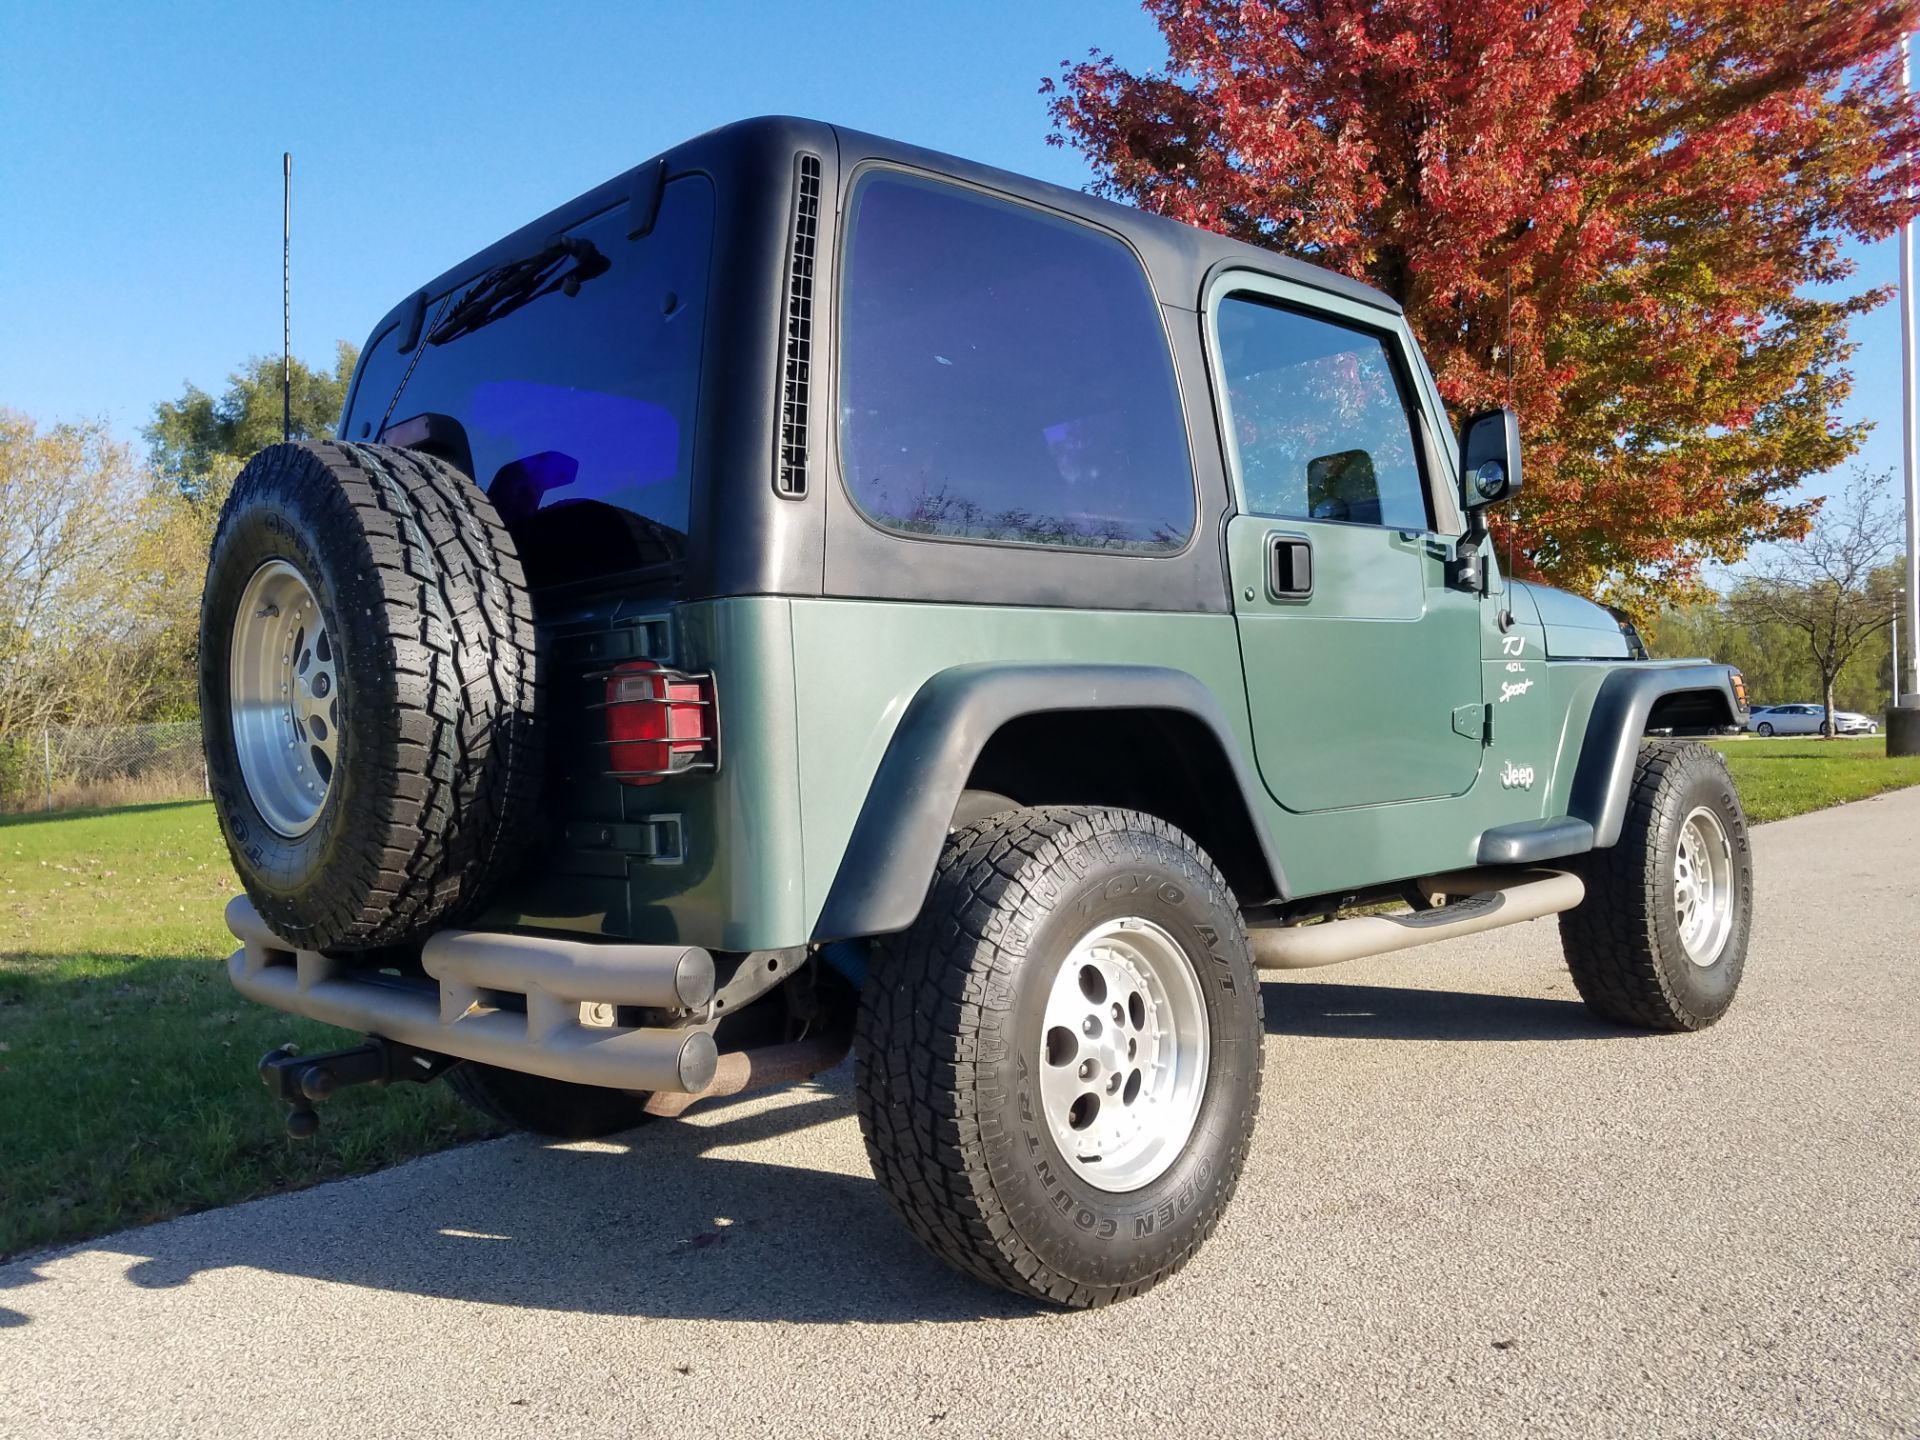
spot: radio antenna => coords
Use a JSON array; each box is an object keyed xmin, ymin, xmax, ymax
[
  {"xmin": 1505, "ymin": 271, "xmax": 1514, "ymax": 408},
  {"xmin": 282, "ymin": 152, "xmax": 293, "ymax": 444},
  {"xmin": 1505, "ymin": 271, "xmax": 1517, "ymax": 578}
]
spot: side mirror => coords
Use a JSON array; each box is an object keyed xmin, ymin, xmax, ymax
[{"xmin": 1460, "ymin": 407, "xmax": 1522, "ymax": 510}]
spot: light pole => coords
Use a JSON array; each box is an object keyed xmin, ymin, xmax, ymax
[{"xmin": 1894, "ymin": 36, "xmax": 1920, "ymax": 755}]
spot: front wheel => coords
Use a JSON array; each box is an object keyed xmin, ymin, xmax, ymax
[
  {"xmin": 855, "ymin": 807, "xmax": 1264, "ymax": 1308},
  {"xmin": 1755, "ymin": 722, "xmax": 1774, "ymax": 737},
  {"xmin": 1559, "ymin": 742, "xmax": 1752, "ymax": 1031}
]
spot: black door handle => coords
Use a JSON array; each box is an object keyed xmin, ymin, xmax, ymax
[{"xmin": 1267, "ymin": 534, "xmax": 1313, "ymax": 600}]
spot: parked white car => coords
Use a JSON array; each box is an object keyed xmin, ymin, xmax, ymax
[{"xmin": 1746, "ymin": 704, "xmax": 1879, "ymax": 737}]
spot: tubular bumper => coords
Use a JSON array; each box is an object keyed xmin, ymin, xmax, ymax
[{"xmin": 224, "ymin": 896, "xmax": 719, "ymax": 1093}]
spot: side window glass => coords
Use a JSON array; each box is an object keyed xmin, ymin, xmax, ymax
[
  {"xmin": 838, "ymin": 171, "xmax": 1195, "ymax": 554},
  {"xmin": 1215, "ymin": 295, "xmax": 1432, "ymax": 531}
]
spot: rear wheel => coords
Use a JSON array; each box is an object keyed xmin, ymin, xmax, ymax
[
  {"xmin": 447, "ymin": 1063, "xmax": 654, "ymax": 1140},
  {"xmin": 1559, "ymin": 742, "xmax": 1752, "ymax": 1031},
  {"xmin": 855, "ymin": 807, "xmax": 1263, "ymax": 1307},
  {"xmin": 200, "ymin": 442, "xmax": 541, "ymax": 951}
]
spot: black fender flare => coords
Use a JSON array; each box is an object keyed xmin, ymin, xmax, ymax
[
  {"xmin": 812, "ymin": 663, "xmax": 1288, "ymax": 941},
  {"xmin": 1567, "ymin": 664, "xmax": 1743, "ymax": 848}
]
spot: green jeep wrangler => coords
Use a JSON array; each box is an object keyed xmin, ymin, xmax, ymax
[{"xmin": 201, "ymin": 117, "xmax": 1753, "ymax": 1308}]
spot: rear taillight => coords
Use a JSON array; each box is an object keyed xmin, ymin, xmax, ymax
[
  {"xmin": 604, "ymin": 660, "xmax": 717, "ymax": 785},
  {"xmin": 1729, "ymin": 669, "xmax": 1749, "ymax": 711}
]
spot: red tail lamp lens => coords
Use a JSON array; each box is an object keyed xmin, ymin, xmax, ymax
[{"xmin": 606, "ymin": 661, "xmax": 712, "ymax": 785}]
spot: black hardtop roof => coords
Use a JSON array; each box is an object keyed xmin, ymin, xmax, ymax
[
  {"xmin": 821, "ymin": 117, "xmax": 1398, "ymax": 316},
  {"xmin": 367, "ymin": 114, "xmax": 1399, "ymax": 346}
]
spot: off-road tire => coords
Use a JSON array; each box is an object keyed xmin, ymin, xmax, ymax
[
  {"xmin": 447, "ymin": 1063, "xmax": 654, "ymax": 1140},
  {"xmin": 200, "ymin": 441, "xmax": 541, "ymax": 952},
  {"xmin": 855, "ymin": 807, "xmax": 1264, "ymax": 1308},
  {"xmin": 1559, "ymin": 741, "xmax": 1752, "ymax": 1031}
]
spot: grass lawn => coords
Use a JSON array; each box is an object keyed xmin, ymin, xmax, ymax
[
  {"xmin": 1706, "ymin": 735, "xmax": 1920, "ymax": 823},
  {"xmin": 0, "ymin": 801, "xmax": 491, "ymax": 1260},
  {"xmin": 3, "ymin": 736, "xmax": 1916, "ymax": 1262}
]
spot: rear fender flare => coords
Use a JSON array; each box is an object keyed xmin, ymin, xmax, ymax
[{"xmin": 812, "ymin": 663, "xmax": 1287, "ymax": 941}]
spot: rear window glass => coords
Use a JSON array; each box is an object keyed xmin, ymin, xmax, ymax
[
  {"xmin": 837, "ymin": 171, "xmax": 1194, "ymax": 554},
  {"xmin": 346, "ymin": 175, "xmax": 713, "ymax": 587}
]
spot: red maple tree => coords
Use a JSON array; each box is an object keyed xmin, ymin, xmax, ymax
[{"xmin": 1045, "ymin": 0, "xmax": 1920, "ymax": 605}]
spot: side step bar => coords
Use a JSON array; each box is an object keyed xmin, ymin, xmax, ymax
[
  {"xmin": 225, "ymin": 896, "xmax": 719, "ymax": 1094},
  {"xmin": 1247, "ymin": 868, "xmax": 1584, "ymax": 971}
]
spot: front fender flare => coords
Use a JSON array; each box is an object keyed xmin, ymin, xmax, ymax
[
  {"xmin": 1567, "ymin": 664, "xmax": 1743, "ymax": 847},
  {"xmin": 812, "ymin": 663, "xmax": 1287, "ymax": 941}
]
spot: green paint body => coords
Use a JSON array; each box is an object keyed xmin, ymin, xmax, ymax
[
  {"xmin": 480, "ymin": 586, "xmax": 1637, "ymax": 951},
  {"xmin": 474, "ymin": 256, "xmax": 1704, "ymax": 952}
]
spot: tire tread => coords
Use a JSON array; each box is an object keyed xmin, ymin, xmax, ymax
[
  {"xmin": 854, "ymin": 806, "xmax": 1263, "ymax": 1308},
  {"xmin": 203, "ymin": 441, "xmax": 541, "ymax": 950},
  {"xmin": 1559, "ymin": 741, "xmax": 1746, "ymax": 1031}
]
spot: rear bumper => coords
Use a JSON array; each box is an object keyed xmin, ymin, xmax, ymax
[{"xmin": 224, "ymin": 896, "xmax": 719, "ymax": 1093}]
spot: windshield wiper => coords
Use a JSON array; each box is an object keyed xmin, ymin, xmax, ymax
[{"xmin": 427, "ymin": 237, "xmax": 610, "ymax": 347}]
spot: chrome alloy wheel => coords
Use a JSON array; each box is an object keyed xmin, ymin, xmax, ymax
[
  {"xmin": 1037, "ymin": 916, "xmax": 1210, "ymax": 1192},
  {"xmin": 1673, "ymin": 805, "xmax": 1735, "ymax": 967},
  {"xmin": 229, "ymin": 559, "xmax": 338, "ymax": 838}
]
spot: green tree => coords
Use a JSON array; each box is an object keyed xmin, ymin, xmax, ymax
[
  {"xmin": 1727, "ymin": 475, "xmax": 1903, "ymax": 732},
  {"xmin": 0, "ymin": 411, "xmax": 181, "ymax": 737},
  {"xmin": 1646, "ymin": 580, "xmax": 1898, "ymax": 716},
  {"xmin": 146, "ymin": 340, "xmax": 358, "ymax": 501}
]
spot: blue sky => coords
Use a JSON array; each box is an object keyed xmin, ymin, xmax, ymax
[{"xmin": 0, "ymin": 0, "xmax": 1903, "ymax": 504}]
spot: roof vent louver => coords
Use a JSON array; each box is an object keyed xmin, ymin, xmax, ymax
[{"xmin": 775, "ymin": 154, "xmax": 822, "ymax": 499}]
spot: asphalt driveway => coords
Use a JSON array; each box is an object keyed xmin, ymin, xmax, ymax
[{"xmin": 4, "ymin": 789, "xmax": 1917, "ymax": 1439}]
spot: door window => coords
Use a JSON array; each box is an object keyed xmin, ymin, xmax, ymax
[
  {"xmin": 1214, "ymin": 295, "xmax": 1431, "ymax": 531},
  {"xmin": 837, "ymin": 170, "xmax": 1195, "ymax": 554}
]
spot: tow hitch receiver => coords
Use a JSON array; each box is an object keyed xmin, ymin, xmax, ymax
[{"xmin": 258, "ymin": 1039, "xmax": 456, "ymax": 1138}]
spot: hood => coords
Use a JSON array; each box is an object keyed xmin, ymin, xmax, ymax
[{"xmin": 1507, "ymin": 581, "xmax": 1632, "ymax": 660}]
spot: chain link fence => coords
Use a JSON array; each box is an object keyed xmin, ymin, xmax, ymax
[{"xmin": 0, "ymin": 719, "xmax": 207, "ymax": 814}]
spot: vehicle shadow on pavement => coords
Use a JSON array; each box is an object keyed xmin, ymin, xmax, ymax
[
  {"xmin": 84, "ymin": 1066, "xmax": 1034, "ymax": 1326},
  {"xmin": 1262, "ymin": 980, "xmax": 1631, "ymax": 1042}
]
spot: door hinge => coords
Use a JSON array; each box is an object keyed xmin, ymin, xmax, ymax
[{"xmin": 1453, "ymin": 703, "xmax": 1493, "ymax": 744}]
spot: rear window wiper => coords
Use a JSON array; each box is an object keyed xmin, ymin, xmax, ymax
[{"xmin": 427, "ymin": 237, "xmax": 610, "ymax": 347}]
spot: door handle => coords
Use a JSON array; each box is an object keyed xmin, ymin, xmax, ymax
[{"xmin": 1267, "ymin": 534, "xmax": 1313, "ymax": 600}]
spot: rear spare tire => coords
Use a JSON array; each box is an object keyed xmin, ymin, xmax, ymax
[{"xmin": 200, "ymin": 441, "xmax": 541, "ymax": 951}]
